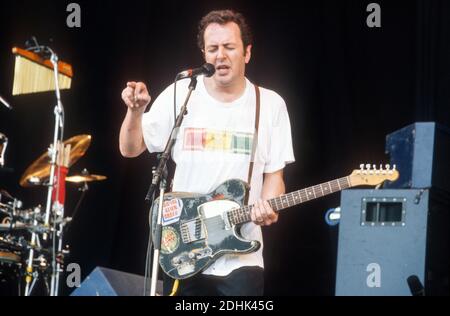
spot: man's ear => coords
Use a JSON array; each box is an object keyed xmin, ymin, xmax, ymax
[{"xmin": 244, "ymin": 45, "xmax": 252, "ymax": 64}]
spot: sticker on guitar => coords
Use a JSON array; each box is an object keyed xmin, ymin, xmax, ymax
[
  {"xmin": 162, "ymin": 198, "xmax": 183, "ymax": 226},
  {"xmin": 161, "ymin": 226, "xmax": 180, "ymax": 254}
]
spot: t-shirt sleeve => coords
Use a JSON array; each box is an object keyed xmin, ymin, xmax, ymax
[
  {"xmin": 141, "ymin": 84, "xmax": 174, "ymax": 153},
  {"xmin": 264, "ymin": 95, "xmax": 296, "ymax": 173}
]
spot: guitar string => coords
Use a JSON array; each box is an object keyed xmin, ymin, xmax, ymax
[
  {"xmin": 180, "ymin": 183, "xmax": 348, "ymax": 231},
  {"xmin": 177, "ymin": 178, "xmax": 351, "ymax": 236}
]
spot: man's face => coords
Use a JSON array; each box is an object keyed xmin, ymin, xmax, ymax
[{"xmin": 203, "ymin": 22, "xmax": 251, "ymax": 87}]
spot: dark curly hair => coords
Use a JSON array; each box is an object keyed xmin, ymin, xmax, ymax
[{"xmin": 197, "ymin": 10, "xmax": 253, "ymax": 52}]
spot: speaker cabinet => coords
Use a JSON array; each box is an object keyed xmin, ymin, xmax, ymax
[
  {"xmin": 335, "ymin": 189, "xmax": 449, "ymax": 296},
  {"xmin": 70, "ymin": 266, "xmax": 163, "ymax": 296},
  {"xmin": 384, "ymin": 122, "xmax": 450, "ymax": 192}
]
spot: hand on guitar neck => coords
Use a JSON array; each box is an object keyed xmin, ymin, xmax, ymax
[
  {"xmin": 250, "ymin": 199, "xmax": 279, "ymax": 226},
  {"xmin": 249, "ymin": 169, "xmax": 285, "ymax": 226}
]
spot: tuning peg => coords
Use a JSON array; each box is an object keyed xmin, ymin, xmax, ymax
[
  {"xmin": 387, "ymin": 164, "xmax": 396, "ymax": 174},
  {"xmin": 366, "ymin": 164, "xmax": 371, "ymax": 170},
  {"xmin": 374, "ymin": 165, "xmax": 381, "ymax": 174},
  {"xmin": 385, "ymin": 164, "xmax": 390, "ymax": 170},
  {"xmin": 357, "ymin": 164, "xmax": 364, "ymax": 174},
  {"xmin": 373, "ymin": 164, "xmax": 377, "ymax": 170}
]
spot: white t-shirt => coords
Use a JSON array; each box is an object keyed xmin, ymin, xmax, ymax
[{"xmin": 142, "ymin": 76, "xmax": 295, "ymax": 276}]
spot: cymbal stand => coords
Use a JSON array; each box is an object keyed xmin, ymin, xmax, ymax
[
  {"xmin": 43, "ymin": 48, "xmax": 65, "ymax": 296},
  {"xmin": 70, "ymin": 179, "xmax": 89, "ymax": 224}
]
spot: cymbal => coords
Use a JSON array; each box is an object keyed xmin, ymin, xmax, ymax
[
  {"xmin": 65, "ymin": 174, "xmax": 107, "ymax": 183},
  {"xmin": 20, "ymin": 134, "xmax": 92, "ymax": 187}
]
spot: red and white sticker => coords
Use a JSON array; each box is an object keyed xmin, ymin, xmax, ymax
[
  {"xmin": 161, "ymin": 226, "xmax": 180, "ymax": 254},
  {"xmin": 162, "ymin": 198, "xmax": 183, "ymax": 226}
]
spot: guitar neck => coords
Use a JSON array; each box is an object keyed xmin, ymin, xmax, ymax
[{"xmin": 227, "ymin": 176, "xmax": 351, "ymax": 226}]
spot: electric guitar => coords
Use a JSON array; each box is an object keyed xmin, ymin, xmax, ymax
[{"xmin": 150, "ymin": 164, "xmax": 399, "ymax": 279}]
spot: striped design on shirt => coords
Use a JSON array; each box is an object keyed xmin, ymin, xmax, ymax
[{"xmin": 183, "ymin": 128, "xmax": 253, "ymax": 155}]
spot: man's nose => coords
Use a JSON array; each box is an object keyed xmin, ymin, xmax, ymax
[{"xmin": 217, "ymin": 46, "xmax": 226, "ymax": 59}]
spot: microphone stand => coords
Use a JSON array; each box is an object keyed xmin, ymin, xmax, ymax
[{"xmin": 145, "ymin": 76, "xmax": 198, "ymax": 296}]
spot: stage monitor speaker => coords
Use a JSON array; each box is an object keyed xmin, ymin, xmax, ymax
[
  {"xmin": 335, "ymin": 189, "xmax": 449, "ymax": 296},
  {"xmin": 384, "ymin": 122, "xmax": 450, "ymax": 192},
  {"xmin": 70, "ymin": 266, "xmax": 163, "ymax": 296}
]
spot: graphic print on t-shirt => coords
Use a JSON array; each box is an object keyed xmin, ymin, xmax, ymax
[{"xmin": 183, "ymin": 128, "xmax": 253, "ymax": 155}]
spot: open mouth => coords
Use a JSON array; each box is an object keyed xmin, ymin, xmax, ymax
[
  {"xmin": 216, "ymin": 65, "xmax": 230, "ymax": 70},
  {"xmin": 216, "ymin": 65, "xmax": 230, "ymax": 75}
]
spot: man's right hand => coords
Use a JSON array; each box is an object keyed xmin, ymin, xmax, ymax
[{"xmin": 121, "ymin": 81, "xmax": 151, "ymax": 113}]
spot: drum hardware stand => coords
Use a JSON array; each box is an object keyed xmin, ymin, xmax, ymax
[
  {"xmin": 23, "ymin": 42, "xmax": 66, "ymax": 296},
  {"xmin": 47, "ymin": 48, "xmax": 67, "ymax": 297},
  {"xmin": 44, "ymin": 50, "xmax": 64, "ymax": 241},
  {"xmin": 145, "ymin": 76, "xmax": 198, "ymax": 296},
  {"xmin": 24, "ymin": 206, "xmax": 43, "ymax": 296},
  {"xmin": 0, "ymin": 94, "xmax": 12, "ymax": 110},
  {"xmin": 0, "ymin": 133, "xmax": 8, "ymax": 167},
  {"xmin": 26, "ymin": 269, "xmax": 40, "ymax": 295}
]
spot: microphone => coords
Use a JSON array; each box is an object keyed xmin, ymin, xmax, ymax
[
  {"xmin": 407, "ymin": 275, "xmax": 425, "ymax": 296},
  {"xmin": 0, "ymin": 94, "xmax": 12, "ymax": 110},
  {"xmin": 176, "ymin": 63, "xmax": 215, "ymax": 80}
]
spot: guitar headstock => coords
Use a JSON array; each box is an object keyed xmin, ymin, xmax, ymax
[{"xmin": 349, "ymin": 164, "xmax": 399, "ymax": 187}]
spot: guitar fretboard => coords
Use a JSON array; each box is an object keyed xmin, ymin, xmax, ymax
[{"xmin": 227, "ymin": 176, "xmax": 351, "ymax": 226}]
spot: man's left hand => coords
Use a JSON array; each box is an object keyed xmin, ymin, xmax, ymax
[{"xmin": 251, "ymin": 199, "xmax": 278, "ymax": 226}]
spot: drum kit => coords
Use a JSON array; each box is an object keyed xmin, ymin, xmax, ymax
[
  {"xmin": 0, "ymin": 40, "xmax": 110, "ymax": 295},
  {"xmin": 0, "ymin": 133, "xmax": 107, "ymax": 295}
]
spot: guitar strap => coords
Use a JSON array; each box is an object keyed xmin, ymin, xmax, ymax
[{"xmin": 244, "ymin": 84, "xmax": 260, "ymax": 204}]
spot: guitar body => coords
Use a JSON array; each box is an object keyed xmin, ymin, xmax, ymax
[{"xmin": 150, "ymin": 179, "xmax": 260, "ymax": 280}]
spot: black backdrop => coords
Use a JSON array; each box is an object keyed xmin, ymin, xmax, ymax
[{"xmin": 0, "ymin": 0, "xmax": 449, "ymax": 295}]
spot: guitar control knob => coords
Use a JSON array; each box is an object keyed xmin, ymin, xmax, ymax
[{"xmin": 171, "ymin": 257, "xmax": 182, "ymax": 265}]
